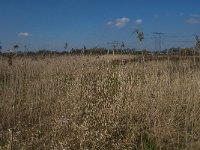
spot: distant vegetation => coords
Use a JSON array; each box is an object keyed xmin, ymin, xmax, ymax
[{"xmin": 0, "ymin": 47, "xmax": 196, "ymax": 56}]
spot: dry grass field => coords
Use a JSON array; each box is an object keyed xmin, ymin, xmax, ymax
[{"xmin": 1, "ymin": 55, "xmax": 200, "ymax": 149}]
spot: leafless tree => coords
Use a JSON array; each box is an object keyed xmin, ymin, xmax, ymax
[
  {"xmin": 64, "ymin": 42, "xmax": 68, "ymax": 50},
  {"xmin": 13, "ymin": 45, "xmax": 19, "ymax": 52},
  {"xmin": 83, "ymin": 45, "xmax": 86, "ymax": 54},
  {"xmin": 195, "ymin": 35, "xmax": 200, "ymax": 49},
  {"xmin": 135, "ymin": 29, "xmax": 144, "ymax": 61}
]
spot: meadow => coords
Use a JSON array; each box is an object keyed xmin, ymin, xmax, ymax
[{"xmin": 0, "ymin": 54, "xmax": 200, "ymax": 149}]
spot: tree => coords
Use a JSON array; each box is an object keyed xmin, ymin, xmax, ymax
[
  {"xmin": 195, "ymin": 35, "xmax": 200, "ymax": 50},
  {"xmin": 64, "ymin": 42, "xmax": 68, "ymax": 50},
  {"xmin": 121, "ymin": 42, "xmax": 125, "ymax": 48},
  {"xmin": 135, "ymin": 29, "xmax": 144, "ymax": 61},
  {"xmin": 135, "ymin": 29, "xmax": 144, "ymax": 42},
  {"xmin": 13, "ymin": 45, "xmax": 19, "ymax": 52}
]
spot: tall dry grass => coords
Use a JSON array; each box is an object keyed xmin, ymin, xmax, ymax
[{"xmin": 0, "ymin": 55, "xmax": 200, "ymax": 149}]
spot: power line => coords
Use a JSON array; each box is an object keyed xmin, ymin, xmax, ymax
[
  {"xmin": 107, "ymin": 40, "xmax": 119, "ymax": 54},
  {"xmin": 153, "ymin": 32, "xmax": 164, "ymax": 51}
]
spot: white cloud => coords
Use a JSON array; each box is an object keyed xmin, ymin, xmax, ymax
[
  {"xmin": 115, "ymin": 17, "xmax": 130, "ymax": 28},
  {"xmin": 185, "ymin": 15, "xmax": 200, "ymax": 25},
  {"xmin": 106, "ymin": 17, "xmax": 130, "ymax": 28},
  {"xmin": 185, "ymin": 18, "xmax": 200, "ymax": 24},
  {"xmin": 106, "ymin": 21, "xmax": 113, "ymax": 25},
  {"xmin": 135, "ymin": 19, "xmax": 143, "ymax": 25},
  {"xmin": 191, "ymin": 14, "xmax": 200, "ymax": 18},
  {"xmin": 18, "ymin": 32, "xmax": 31, "ymax": 37}
]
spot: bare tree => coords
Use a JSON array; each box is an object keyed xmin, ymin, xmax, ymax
[
  {"xmin": 135, "ymin": 29, "xmax": 144, "ymax": 61},
  {"xmin": 195, "ymin": 35, "xmax": 200, "ymax": 49},
  {"xmin": 121, "ymin": 41, "xmax": 125, "ymax": 48},
  {"xmin": 64, "ymin": 42, "xmax": 68, "ymax": 50},
  {"xmin": 13, "ymin": 45, "xmax": 19, "ymax": 52},
  {"xmin": 135, "ymin": 29, "xmax": 144, "ymax": 42}
]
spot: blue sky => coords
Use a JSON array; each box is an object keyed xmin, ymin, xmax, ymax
[{"xmin": 0, "ymin": 0, "xmax": 200, "ymax": 51}]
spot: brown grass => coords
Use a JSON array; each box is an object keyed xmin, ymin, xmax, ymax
[{"xmin": 0, "ymin": 55, "xmax": 200, "ymax": 149}]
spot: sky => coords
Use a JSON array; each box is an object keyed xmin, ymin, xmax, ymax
[{"xmin": 0, "ymin": 0, "xmax": 200, "ymax": 51}]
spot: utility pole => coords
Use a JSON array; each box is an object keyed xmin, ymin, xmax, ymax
[
  {"xmin": 107, "ymin": 42, "xmax": 110, "ymax": 54},
  {"xmin": 112, "ymin": 41, "xmax": 119, "ymax": 55},
  {"xmin": 83, "ymin": 45, "xmax": 86, "ymax": 54},
  {"xmin": 153, "ymin": 32, "xmax": 164, "ymax": 60},
  {"xmin": 64, "ymin": 42, "xmax": 68, "ymax": 50},
  {"xmin": 153, "ymin": 32, "xmax": 164, "ymax": 52},
  {"xmin": 121, "ymin": 42, "xmax": 125, "ymax": 54}
]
